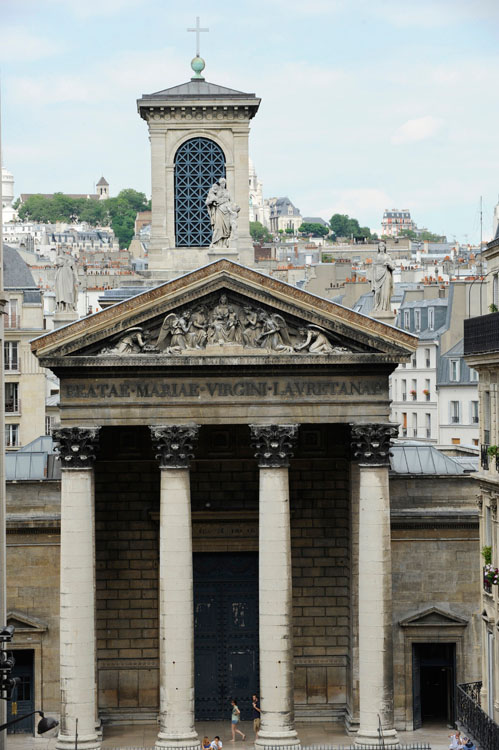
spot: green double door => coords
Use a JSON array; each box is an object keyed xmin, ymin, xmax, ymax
[{"xmin": 194, "ymin": 553, "xmax": 259, "ymax": 721}]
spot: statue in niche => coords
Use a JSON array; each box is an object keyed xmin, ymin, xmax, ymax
[
  {"xmin": 55, "ymin": 252, "xmax": 79, "ymax": 312},
  {"xmin": 206, "ymin": 178, "xmax": 239, "ymax": 248},
  {"xmin": 372, "ymin": 240, "xmax": 394, "ymax": 312},
  {"xmin": 256, "ymin": 311, "xmax": 294, "ymax": 353}
]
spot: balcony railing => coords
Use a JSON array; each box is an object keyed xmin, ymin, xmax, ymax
[
  {"xmin": 464, "ymin": 311, "xmax": 499, "ymax": 355},
  {"xmin": 483, "ymin": 567, "xmax": 493, "ymax": 594},
  {"xmin": 457, "ymin": 681, "xmax": 499, "ymax": 750}
]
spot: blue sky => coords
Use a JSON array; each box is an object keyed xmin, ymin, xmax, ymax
[{"xmin": 1, "ymin": 0, "xmax": 499, "ymax": 241}]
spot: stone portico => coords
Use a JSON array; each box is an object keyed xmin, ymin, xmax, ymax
[{"xmin": 31, "ymin": 260, "xmax": 417, "ymax": 750}]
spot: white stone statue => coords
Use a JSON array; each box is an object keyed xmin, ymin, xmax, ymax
[
  {"xmin": 206, "ymin": 178, "xmax": 239, "ymax": 248},
  {"xmin": 372, "ymin": 241, "xmax": 394, "ymax": 312},
  {"xmin": 55, "ymin": 253, "xmax": 79, "ymax": 312}
]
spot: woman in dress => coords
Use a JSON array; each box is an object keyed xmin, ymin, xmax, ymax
[{"xmin": 230, "ymin": 698, "xmax": 245, "ymax": 742}]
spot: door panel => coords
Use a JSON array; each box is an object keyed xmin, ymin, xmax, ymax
[
  {"xmin": 7, "ymin": 650, "xmax": 34, "ymax": 734},
  {"xmin": 194, "ymin": 553, "xmax": 258, "ymax": 720}
]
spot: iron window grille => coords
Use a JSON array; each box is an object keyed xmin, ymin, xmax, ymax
[{"xmin": 174, "ymin": 137, "xmax": 226, "ymax": 247}]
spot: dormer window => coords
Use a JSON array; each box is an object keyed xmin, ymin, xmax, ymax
[
  {"xmin": 414, "ymin": 309, "xmax": 421, "ymax": 332},
  {"xmin": 450, "ymin": 359, "xmax": 460, "ymax": 382},
  {"xmin": 428, "ymin": 307, "xmax": 434, "ymax": 330}
]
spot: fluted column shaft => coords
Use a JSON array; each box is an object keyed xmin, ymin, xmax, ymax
[
  {"xmin": 251, "ymin": 424, "xmax": 300, "ymax": 750},
  {"xmin": 150, "ymin": 426, "xmax": 199, "ymax": 750},
  {"xmin": 351, "ymin": 424, "xmax": 399, "ymax": 748},
  {"xmin": 54, "ymin": 428, "xmax": 100, "ymax": 750}
]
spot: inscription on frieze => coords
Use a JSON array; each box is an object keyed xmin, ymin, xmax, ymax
[{"xmin": 62, "ymin": 376, "xmax": 386, "ymax": 403}]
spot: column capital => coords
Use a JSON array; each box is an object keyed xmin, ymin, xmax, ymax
[
  {"xmin": 53, "ymin": 426, "xmax": 100, "ymax": 469},
  {"xmin": 150, "ymin": 424, "xmax": 199, "ymax": 469},
  {"xmin": 350, "ymin": 423, "xmax": 398, "ymax": 466},
  {"xmin": 250, "ymin": 424, "xmax": 298, "ymax": 468}
]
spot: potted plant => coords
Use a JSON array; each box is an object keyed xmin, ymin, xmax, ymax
[
  {"xmin": 423, "ymin": 389, "xmax": 430, "ymax": 397},
  {"xmin": 487, "ymin": 445, "xmax": 498, "ymax": 457},
  {"xmin": 482, "ymin": 546, "xmax": 492, "ymax": 565},
  {"xmin": 410, "ymin": 389, "xmax": 417, "ymax": 399},
  {"xmin": 483, "ymin": 563, "xmax": 499, "ymax": 587}
]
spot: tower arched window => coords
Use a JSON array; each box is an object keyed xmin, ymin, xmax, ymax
[{"xmin": 174, "ymin": 137, "xmax": 226, "ymax": 247}]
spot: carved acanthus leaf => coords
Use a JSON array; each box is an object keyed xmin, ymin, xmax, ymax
[
  {"xmin": 350, "ymin": 423, "xmax": 398, "ymax": 466},
  {"xmin": 53, "ymin": 427, "xmax": 100, "ymax": 468},
  {"xmin": 250, "ymin": 424, "xmax": 299, "ymax": 468},
  {"xmin": 150, "ymin": 425, "xmax": 200, "ymax": 469}
]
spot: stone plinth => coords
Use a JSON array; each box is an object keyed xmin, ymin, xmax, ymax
[
  {"xmin": 371, "ymin": 309, "xmax": 396, "ymax": 326},
  {"xmin": 53, "ymin": 310, "xmax": 79, "ymax": 330}
]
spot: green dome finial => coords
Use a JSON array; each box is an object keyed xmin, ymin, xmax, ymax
[{"xmin": 191, "ymin": 56, "xmax": 205, "ymax": 80}]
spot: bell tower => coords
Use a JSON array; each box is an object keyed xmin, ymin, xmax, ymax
[{"xmin": 137, "ymin": 33, "xmax": 260, "ymax": 279}]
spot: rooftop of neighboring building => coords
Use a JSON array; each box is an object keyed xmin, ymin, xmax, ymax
[
  {"xmin": 140, "ymin": 79, "xmax": 258, "ymax": 100},
  {"xmin": 268, "ymin": 196, "xmax": 301, "ymax": 217},
  {"xmin": 3, "ymin": 244, "xmax": 38, "ymax": 289},
  {"xmin": 96, "ymin": 176, "xmax": 109, "ymax": 186},
  {"xmin": 302, "ymin": 217, "xmax": 329, "ymax": 226},
  {"xmin": 390, "ymin": 441, "xmax": 466, "ymax": 474},
  {"xmin": 437, "ymin": 338, "xmax": 478, "ymax": 386}
]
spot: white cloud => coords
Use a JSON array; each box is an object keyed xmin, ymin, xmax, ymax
[
  {"xmin": 391, "ymin": 116, "xmax": 443, "ymax": 145},
  {"xmin": 0, "ymin": 26, "xmax": 64, "ymax": 63},
  {"xmin": 318, "ymin": 188, "xmax": 393, "ymax": 226},
  {"xmin": 47, "ymin": 0, "xmax": 145, "ymax": 19}
]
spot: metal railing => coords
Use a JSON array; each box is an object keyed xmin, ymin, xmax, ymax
[
  {"xmin": 464, "ymin": 311, "xmax": 499, "ymax": 355},
  {"xmin": 457, "ymin": 680, "xmax": 499, "ymax": 750}
]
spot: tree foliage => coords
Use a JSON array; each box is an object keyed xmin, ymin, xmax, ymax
[
  {"xmin": 249, "ymin": 221, "xmax": 272, "ymax": 243},
  {"xmin": 17, "ymin": 189, "xmax": 151, "ymax": 248},
  {"xmin": 298, "ymin": 222, "xmax": 329, "ymax": 237},
  {"xmin": 329, "ymin": 213, "xmax": 372, "ymax": 240},
  {"xmin": 398, "ymin": 228, "xmax": 445, "ymax": 242}
]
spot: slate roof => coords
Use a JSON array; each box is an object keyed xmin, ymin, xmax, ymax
[
  {"xmin": 4, "ymin": 245, "xmax": 37, "ymax": 289},
  {"xmin": 141, "ymin": 80, "xmax": 256, "ymax": 99},
  {"xmin": 303, "ymin": 217, "xmax": 329, "ymax": 226},
  {"xmin": 437, "ymin": 338, "xmax": 477, "ymax": 385},
  {"xmin": 96, "ymin": 176, "xmax": 108, "ymax": 186}
]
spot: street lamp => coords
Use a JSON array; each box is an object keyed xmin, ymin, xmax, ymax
[{"xmin": 0, "ymin": 709, "xmax": 58, "ymax": 734}]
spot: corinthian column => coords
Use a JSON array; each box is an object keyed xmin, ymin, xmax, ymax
[
  {"xmin": 351, "ymin": 423, "xmax": 399, "ymax": 748},
  {"xmin": 150, "ymin": 425, "xmax": 200, "ymax": 750},
  {"xmin": 54, "ymin": 427, "xmax": 101, "ymax": 750},
  {"xmin": 250, "ymin": 424, "xmax": 300, "ymax": 750}
]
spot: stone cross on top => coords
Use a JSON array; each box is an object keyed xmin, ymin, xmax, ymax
[{"xmin": 187, "ymin": 16, "xmax": 209, "ymax": 58}]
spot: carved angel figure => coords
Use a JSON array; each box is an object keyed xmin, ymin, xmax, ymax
[
  {"xmin": 294, "ymin": 325, "xmax": 335, "ymax": 354},
  {"xmin": 156, "ymin": 313, "xmax": 191, "ymax": 353},
  {"xmin": 100, "ymin": 327, "xmax": 146, "ymax": 355},
  {"xmin": 256, "ymin": 312, "xmax": 294, "ymax": 353}
]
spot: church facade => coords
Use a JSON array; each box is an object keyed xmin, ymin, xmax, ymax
[{"xmin": 31, "ymin": 258, "xmax": 418, "ymax": 750}]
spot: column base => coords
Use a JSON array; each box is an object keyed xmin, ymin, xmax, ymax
[
  {"xmin": 155, "ymin": 731, "xmax": 199, "ymax": 750},
  {"xmin": 354, "ymin": 728, "xmax": 399, "ymax": 747},
  {"xmin": 56, "ymin": 733, "xmax": 101, "ymax": 750},
  {"xmin": 255, "ymin": 729, "xmax": 301, "ymax": 750}
]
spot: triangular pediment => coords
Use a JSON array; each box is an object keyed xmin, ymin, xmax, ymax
[
  {"xmin": 32, "ymin": 260, "xmax": 416, "ymax": 365},
  {"xmin": 7, "ymin": 610, "xmax": 48, "ymax": 633},
  {"xmin": 399, "ymin": 607, "xmax": 468, "ymax": 628}
]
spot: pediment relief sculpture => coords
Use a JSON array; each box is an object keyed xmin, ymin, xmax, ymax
[{"xmin": 98, "ymin": 294, "xmax": 352, "ymax": 357}]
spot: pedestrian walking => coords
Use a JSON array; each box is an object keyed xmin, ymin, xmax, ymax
[
  {"xmin": 251, "ymin": 694, "xmax": 261, "ymax": 738},
  {"xmin": 230, "ymin": 699, "xmax": 246, "ymax": 742}
]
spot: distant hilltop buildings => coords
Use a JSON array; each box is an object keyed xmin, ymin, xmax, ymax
[
  {"xmin": 381, "ymin": 208, "xmax": 416, "ymax": 237},
  {"xmin": 19, "ymin": 175, "xmax": 110, "ymax": 205}
]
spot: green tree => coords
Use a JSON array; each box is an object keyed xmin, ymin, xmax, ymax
[
  {"xmin": 249, "ymin": 221, "xmax": 272, "ymax": 243},
  {"xmin": 107, "ymin": 189, "xmax": 150, "ymax": 248},
  {"xmin": 285, "ymin": 227, "xmax": 294, "ymax": 234},
  {"xmin": 298, "ymin": 222, "xmax": 329, "ymax": 237},
  {"xmin": 329, "ymin": 213, "xmax": 372, "ymax": 240}
]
